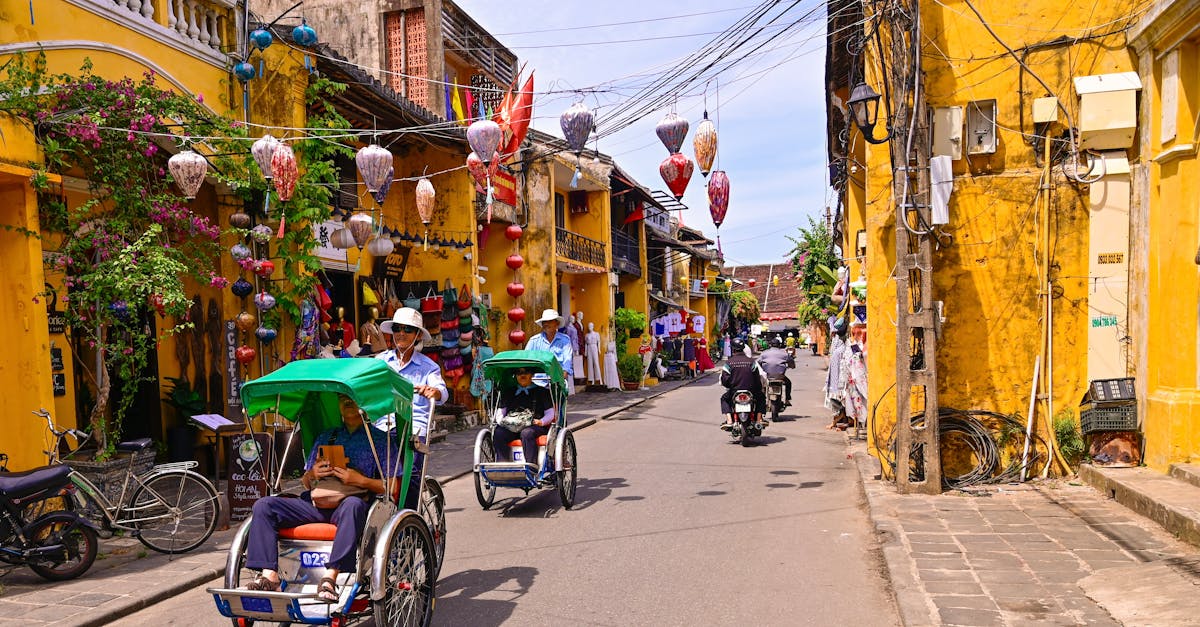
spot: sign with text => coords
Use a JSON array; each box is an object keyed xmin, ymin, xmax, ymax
[
  {"xmin": 226, "ymin": 433, "xmax": 271, "ymax": 522},
  {"xmin": 373, "ymin": 246, "xmax": 412, "ymax": 281},
  {"xmin": 225, "ymin": 320, "xmax": 242, "ymax": 410},
  {"xmin": 312, "ymin": 219, "xmax": 358, "ymax": 270},
  {"xmin": 492, "ymin": 169, "xmax": 517, "ymax": 206}
]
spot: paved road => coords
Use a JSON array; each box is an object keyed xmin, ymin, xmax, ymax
[{"xmin": 122, "ymin": 356, "xmax": 898, "ymax": 626}]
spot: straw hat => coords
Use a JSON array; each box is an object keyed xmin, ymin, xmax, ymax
[{"xmin": 380, "ymin": 307, "xmax": 432, "ymax": 344}]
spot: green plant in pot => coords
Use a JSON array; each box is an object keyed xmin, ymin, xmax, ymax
[
  {"xmin": 617, "ymin": 354, "xmax": 644, "ymax": 389},
  {"xmin": 613, "ymin": 307, "xmax": 647, "ymax": 353}
]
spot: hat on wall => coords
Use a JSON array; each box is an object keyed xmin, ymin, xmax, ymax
[
  {"xmin": 380, "ymin": 307, "xmax": 433, "ymax": 344},
  {"xmin": 534, "ymin": 308, "xmax": 566, "ymax": 326}
]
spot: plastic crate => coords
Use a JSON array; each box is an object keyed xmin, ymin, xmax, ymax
[{"xmin": 1080, "ymin": 402, "xmax": 1137, "ymax": 435}]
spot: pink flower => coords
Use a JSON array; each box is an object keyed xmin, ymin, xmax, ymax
[{"xmin": 195, "ymin": 93, "xmax": 204, "ymax": 104}]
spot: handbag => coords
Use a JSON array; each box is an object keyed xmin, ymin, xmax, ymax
[
  {"xmin": 310, "ymin": 477, "xmax": 368, "ymax": 509},
  {"xmin": 457, "ymin": 283, "xmax": 472, "ymax": 310},
  {"xmin": 420, "ymin": 287, "xmax": 443, "ymax": 313},
  {"xmin": 362, "ymin": 281, "xmax": 380, "ymax": 306},
  {"xmin": 403, "ymin": 289, "xmax": 421, "ymax": 310},
  {"xmin": 497, "ymin": 407, "xmax": 535, "ymax": 431}
]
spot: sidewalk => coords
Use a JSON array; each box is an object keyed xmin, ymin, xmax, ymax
[{"xmin": 0, "ymin": 371, "xmax": 715, "ymax": 626}]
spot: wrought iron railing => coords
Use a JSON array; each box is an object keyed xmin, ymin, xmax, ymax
[
  {"xmin": 556, "ymin": 228, "xmax": 606, "ymax": 268},
  {"xmin": 611, "ymin": 228, "xmax": 641, "ymax": 276}
]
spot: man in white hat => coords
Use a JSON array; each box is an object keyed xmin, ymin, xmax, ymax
[
  {"xmin": 525, "ymin": 308, "xmax": 575, "ymax": 393},
  {"xmin": 375, "ymin": 307, "xmax": 448, "ymax": 506}
]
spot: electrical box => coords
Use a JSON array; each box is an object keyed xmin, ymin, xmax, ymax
[
  {"xmin": 1073, "ymin": 72, "xmax": 1142, "ymax": 150},
  {"xmin": 965, "ymin": 100, "xmax": 998, "ymax": 155},
  {"xmin": 932, "ymin": 106, "xmax": 963, "ymax": 159},
  {"xmin": 1032, "ymin": 97, "xmax": 1058, "ymax": 124}
]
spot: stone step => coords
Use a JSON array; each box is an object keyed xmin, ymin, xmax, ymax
[
  {"xmin": 1169, "ymin": 462, "xmax": 1200, "ymax": 490},
  {"xmin": 1080, "ymin": 463, "xmax": 1200, "ymax": 549}
]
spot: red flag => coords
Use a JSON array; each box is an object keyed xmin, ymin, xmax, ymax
[
  {"xmin": 622, "ymin": 201, "xmax": 645, "ymax": 225},
  {"xmin": 464, "ymin": 88, "xmax": 475, "ymax": 123},
  {"xmin": 502, "ymin": 71, "xmax": 535, "ymax": 157}
]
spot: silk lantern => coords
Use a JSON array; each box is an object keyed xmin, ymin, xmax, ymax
[
  {"xmin": 235, "ymin": 345, "xmax": 257, "ymax": 364},
  {"xmin": 507, "ymin": 307, "xmax": 526, "ymax": 323},
  {"xmin": 347, "ymin": 212, "xmax": 374, "ymax": 249},
  {"xmin": 233, "ymin": 62, "xmax": 256, "ymax": 82},
  {"xmin": 504, "ymin": 224, "xmax": 522, "ymax": 240},
  {"xmin": 707, "ymin": 170, "xmax": 730, "ymax": 228},
  {"xmin": 251, "ymin": 134, "xmax": 279, "ymax": 181},
  {"xmin": 168, "ymin": 150, "xmax": 207, "ymax": 199},
  {"xmin": 694, "ymin": 112, "xmax": 717, "ymax": 177},
  {"xmin": 356, "ymin": 144, "xmax": 393, "ymax": 193},
  {"xmin": 467, "ymin": 121, "xmax": 502, "ymax": 164},
  {"xmin": 372, "ymin": 167, "xmax": 394, "ymax": 205},
  {"xmin": 249, "ymin": 28, "xmax": 273, "ymax": 51},
  {"xmin": 271, "ymin": 144, "xmax": 297, "ymax": 201},
  {"xmin": 255, "ymin": 326, "xmax": 278, "ymax": 343},
  {"xmin": 508, "ymin": 328, "xmax": 527, "ymax": 345},
  {"xmin": 656, "ymin": 111, "xmax": 689, "ymax": 155},
  {"xmin": 236, "ymin": 311, "xmax": 257, "ymax": 332},
  {"xmin": 229, "ymin": 210, "xmax": 252, "ymax": 229},
  {"xmin": 506, "ymin": 282, "xmax": 525, "ymax": 297},
  {"xmin": 415, "ymin": 177, "xmax": 436, "ymax": 249},
  {"xmin": 659, "ymin": 153, "xmax": 694, "ymax": 200},
  {"xmin": 749, "ymin": 278, "xmax": 757, "ymax": 288},
  {"xmin": 330, "ymin": 227, "xmax": 356, "ymax": 250},
  {"xmin": 292, "ymin": 18, "xmax": 318, "ymax": 46},
  {"xmin": 560, "ymin": 102, "xmax": 593, "ymax": 188},
  {"xmin": 254, "ymin": 291, "xmax": 276, "ymax": 311},
  {"xmin": 506, "ymin": 254, "xmax": 524, "ymax": 270},
  {"xmin": 367, "ymin": 235, "xmax": 394, "ymax": 257},
  {"xmin": 231, "ymin": 277, "xmax": 254, "ymax": 298}
]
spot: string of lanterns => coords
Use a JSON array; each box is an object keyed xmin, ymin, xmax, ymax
[{"xmin": 504, "ymin": 223, "xmax": 527, "ymax": 346}]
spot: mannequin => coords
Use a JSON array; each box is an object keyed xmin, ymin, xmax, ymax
[
  {"xmin": 603, "ymin": 337, "xmax": 621, "ymax": 390},
  {"xmin": 585, "ymin": 322, "xmax": 602, "ymax": 385},
  {"xmin": 571, "ymin": 312, "xmax": 586, "ymax": 381},
  {"xmin": 359, "ymin": 306, "xmax": 386, "ymax": 355},
  {"xmin": 333, "ymin": 306, "xmax": 355, "ymax": 348}
]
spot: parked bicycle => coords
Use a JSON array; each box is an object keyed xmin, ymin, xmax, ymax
[{"xmin": 31, "ymin": 409, "xmax": 221, "ymax": 554}]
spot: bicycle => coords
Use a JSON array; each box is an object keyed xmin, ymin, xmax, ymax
[{"xmin": 32, "ymin": 409, "xmax": 222, "ymax": 555}]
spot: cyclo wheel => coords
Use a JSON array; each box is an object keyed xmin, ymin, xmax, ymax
[
  {"xmin": 373, "ymin": 516, "xmax": 436, "ymax": 627},
  {"xmin": 474, "ymin": 431, "xmax": 496, "ymax": 510},
  {"xmin": 129, "ymin": 470, "xmax": 220, "ymax": 554},
  {"xmin": 419, "ymin": 476, "xmax": 446, "ymax": 578},
  {"xmin": 26, "ymin": 514, "xmax": 98, "ymax": 581},
  {"xmin": 556, "ymin": 430, "xmax": 577, "ymax": 509}
]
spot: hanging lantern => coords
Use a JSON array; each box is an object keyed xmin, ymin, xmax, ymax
[
  {"xmin": 367, "ymin": 234, "xmax": 394, "ymax": 257},
  {"xmin": 236, "ymin": 311, "xmax": 257, "ymax": 332},
  {"xmin": 230, "ymin": 244, "xmax": 252, "ymax": 263},
  {"xmin": 466, "ymin": 152, "xmax": 488, "ymax": 193},
  {"xmin": 505, "ymin": 224, "xmax": 523, "ymax": 241},
  {"xmin": 707, "ymin": 170, "xmax": 730, "ymax": 228},
  {"xmin": 659, "ymin": 153, "xmax": 694, "ymax": 200},
  {"xmin": 559, "ymin": 102, "xmax": 593, "ymax": 155},
  {"xmin": 748, "ymin": 278, "xmax": 757, "ymax": 288},
  {"xmin": 655, "ymin": 111, "xmax": 689, "ymax": 155},
  {"xmin": 235, "ymin": 345, "xmax": 257, "ymax": 365},
  {"xmin": 229, "ymin": 210, "xmax": 252, "ymax": 229},
  {"xmin": 255, "ymin": 326, "xmax": 278, "ymax": 343},
  {"xmin": 347, "ymin": 212, "xmax": 374, "ymax": 249},
  {"xmin": 506, "ymin": 254, "xmax": 524, "ymax": 270},
  {"xmin": 251, "ymin": 134, "xmax": 279, "ymax": 181},
  {"xmin": 693, "ymin": 112, "xmax": 717, "ymax": 177},
  {"xmin": 415, "ymin": 178, "xmax": 436, "ymax": 225},
  {"xmin": 254, "ymin": 291, "xmax": 277, "ymax": 311},
  {"xmin": 507, "ymin": 307, "xmax": 526, "ymax": 323},
  {"xmin": 355, "ymin": 144, "xmax": 393, "ymax": 193},
  {"xmin": 701, "ymin": 279, "xmax": 710, "ymax": 289},
  {"xmin": 466, "ymin": 121, "xmax": 503, "ymax": 164},
  {"xmin": 773, "ymin": 275, "xmax": 780, "ymax": 287},
  {"xmin": 372, "ymin": 167, "xmax": 394, "ymax": 205},
  {"xmin": 250, "ymin": 224, "xmax": 273, "ymax": 244},
  {"xmin": 292, "ymin": 18, "xmax": 318, "ymax": 46},
  {"xmin": 249, "ymin": 27, "xmax": 273, "ymax": 51},
  {"xmin": 506, "ymin": 282, "xmax": 525, "ymax": 297},
  {"xmin": 508, "ymin": 328, "xmax": 527, "ymax": 345},
  {"xmin": 233, "ymin": 62, "xmax": 256, "ymax": 82},
  {"xmin": 271, "ymin": 144, "xmax": 297, "ymax": 201},
  {"xmin": 231, "ymin": 277, "xmax": 254, "ymax": 298},
  {"xmin": 724, "ymin": 278, "xmax": 733, "ymax": 289},
  {"xmin": 168, "ymin": 150, "xmax": 208, "ymax": 199},
  {"xmin": 330, "ymin": 227, "xmax": 356, "ymax": 250},
  {"xmin": 253, "ymin": 259, "xmax": 275, "ymax": 278}
]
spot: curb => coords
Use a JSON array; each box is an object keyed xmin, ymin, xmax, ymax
[{"xmin": 77, "ymin": 562, "xmax": 226, "ymax": 627}]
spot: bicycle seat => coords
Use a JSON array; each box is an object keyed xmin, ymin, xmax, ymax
[
  {"xmin": 0, "ymin": 464, "xmax": 72, "ymax": 498},
  {"xmin": 115, "ymin": 438, "xmax": 154, "ymax": 453}
]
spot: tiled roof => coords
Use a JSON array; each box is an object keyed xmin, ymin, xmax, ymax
[{"xmin": 723, "ymin": 261, "xmax": 803, "ymax": 316}]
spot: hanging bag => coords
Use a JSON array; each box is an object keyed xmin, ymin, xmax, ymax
[
  {"xmin": 361, "ymin": 281, "xmax": 380, "ymax": 306},
  {"xmin": 420, "ymin": 286, "xmax": 443, "ymax": 313},
  {"xmin": 457, "ymin": 283, "xmax": 472, "ymax": 311},
  {"xmin": 403, "ymin": 288, "xmax": 421, "ymax": 310}
]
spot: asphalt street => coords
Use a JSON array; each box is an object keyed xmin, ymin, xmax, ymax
[{"xmin": 120, "ymin": 356, "xmax": 898, "ymax": 626}]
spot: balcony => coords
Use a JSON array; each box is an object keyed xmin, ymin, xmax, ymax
[
  {"xmin": 556, "ymin": 228, "xmax": 606, "ymax": 269},
  {"xmin": 67, "ymin": 0, "xmax": 239, "ymax": 67},
  {"xmin": 611, "ymin": 228, "xmax": 641, "ymax": 277}
]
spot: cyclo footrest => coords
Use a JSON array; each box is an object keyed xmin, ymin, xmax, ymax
[
  {"xmin": 477, "ymin": 461, "xmax": 539, "ymax": 487},
  {"xmin": 209, "ymin": 587, "xmax": 323, "ymax": 623}
]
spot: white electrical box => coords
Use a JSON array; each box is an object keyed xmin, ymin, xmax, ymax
[
  {"xmin": 932, "ymin": 106, "xmax": 964, "ymax": 159},
  {"xmin": 1032, "ymin": 97, "xmax": 1058, "ymax": 124},
  {"xmin": 1073, "ymin": 72, "xmax": 1142, "ymax": 150},
  {"xmin": 966, "ymin": 100, "xmax": 998, "ymax": 155}
]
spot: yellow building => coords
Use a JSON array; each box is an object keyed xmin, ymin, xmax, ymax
[{"xmin": 826, "ymin": 0, "xmax": 1140, "ymax": 479}]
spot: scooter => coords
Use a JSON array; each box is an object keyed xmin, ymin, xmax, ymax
[
  {"xmin": 766, "ymin": 378, "xmax": 787, "ymax": 421},
  {"xmin": 0, "ymin": 465, "xmax": 98, "ymax": 580},
  {"xmin": 728, "ymin": 389, "xmax": 766, "ymax": 447}
]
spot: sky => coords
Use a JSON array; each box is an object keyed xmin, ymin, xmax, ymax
[{"xmin": 457, "ymin": 0, "xmax": 831, "ymax": 267}]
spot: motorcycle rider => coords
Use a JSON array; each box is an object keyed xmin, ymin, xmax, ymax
[
  {"xmin": 719, "ymin": 337, "xmax": 767, "ymax": 430},
  {"xmin": 758, "ymin": 336, "xmax": 794, "ymax": 407}
]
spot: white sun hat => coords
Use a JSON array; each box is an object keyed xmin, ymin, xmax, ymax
[
  {"xmin": 534, "ymin": 308, "xmax": 565, "ymax": 326},
  {"xmin": 380, "ymin": 307, "xmax": 432, "ymax": 344}
]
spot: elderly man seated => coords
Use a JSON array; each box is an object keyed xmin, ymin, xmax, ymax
[{"xmin": 492, "ymin": 366, "xmax": 556, "ymax": 466}]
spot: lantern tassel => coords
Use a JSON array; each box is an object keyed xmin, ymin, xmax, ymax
[
  {"xmin": 423, "ymin": 228, "xmax": 429, "ymax": 251},
  {"xmin": 485, "ymin": 173, "xmax": 494, "ymax": 223},
  {"xmin": 570, "ymin": 165, "xmax": 580, "ymax": 189},
  {"xmin": 277, "ymin": 210, "xmax": 286, "ymax": 239}
]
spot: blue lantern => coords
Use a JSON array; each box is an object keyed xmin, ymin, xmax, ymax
[
  {"xmin": 292, "ymin": 19, "xmax": 318, "ymax": 46},
  {"xmin": 249, "ymin": 27, "xmax": 273, "ymax": 51},
  {"xmin": 233, "ymin": 61, "xmax": 256, "ymax": 82}
]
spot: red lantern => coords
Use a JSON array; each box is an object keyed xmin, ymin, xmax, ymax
[
  {"xmin": 506, "ymin": 254, "xmax": 524, "ymax": 270},
  {"xmin": 508, "ymin": 328, "xmax": 527, "ymax": 345},
  {"xmin": 701, "ymin": 279, "xmax": 709, "ymax": 288},
  {"xmin": 253, "ymin": 259, "xmax": 275, "ymax": 278},
  {"xmin": 235, "ymin": 345, "xmax": 257, "ymax": 364},
  {"xmin": 749, "ymin": 278, "xmax": 756, "ymax": 287},
  {"xmin": 505, "ymin": 224, "xmax": 523, "ymax": 241},
  {"xmin": 507, "ymin": 307, "xmax": 526, "ymax": 323},
  {"xmin": 659, "ymin": 153, "xmax": 694, "ymax": 200},
  {"xmin": 506, "ymin": 282, "xmax": 526, "ymax": 297}
]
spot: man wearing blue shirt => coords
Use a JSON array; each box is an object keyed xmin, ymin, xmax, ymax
[{"xmin": 526, "ymin": 309, "xmax": 574, "ymax": 391}]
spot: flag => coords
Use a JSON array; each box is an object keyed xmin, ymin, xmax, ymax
[
  {"xmin": 623, "ymin": 201, "xmax": 645, "ymax": 225},
  {"xmin": 451, "ymin": 82, "xmax": 466, "ymax": 126},
  {"xmin": 464, "ymin": 88, "xmax": 475, "ymax": 124},
  {"xmin": 443, "ymin": 74, "xmax": 453, "ymax": 122}
]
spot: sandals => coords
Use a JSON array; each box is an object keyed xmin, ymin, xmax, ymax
[
  {"xmin": 244, "ymin": 573, "xmax": 282, "ymax": 592},
  {"xmin": 316, "ymin": 576, "xmax": 339, "ymax": 603}
]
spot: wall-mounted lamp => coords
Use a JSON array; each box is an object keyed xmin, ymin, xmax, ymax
[{"xmin": 847, "ymin": 82, "xmax": 891, "ymax": 144}]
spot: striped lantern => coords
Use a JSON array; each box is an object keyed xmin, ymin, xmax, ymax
[
  {"xmin": 347, "ymin": 212, "xmax": 374, "ymax": 249},
  {"xmin": 271, "ymin": 144, "xmax": 297, "ymax": 201},
  {"xmin": 693, "ymin": 112, "xmax": 717, "ymax": 177},
  {"xmin": 707, "ymin": 170, "xmax": 730, "ymax": 228},
  {"xmin": 168, "ymin": 150, "xmax": 208, "ymax": 199},
  {"xmin": 415, "ymin": 178, "xmax": 435, "ymax": 226},
  {"xmin": 356, "ymin": 144, "xmax": 393, "ymax": 193},
  {"xmin": 330, "ymin": 227, "xmax": 356, "ymax": 250},
  {"xmin": 251, "ymin": 134, "xmax": 279, "ymax": 181},
  {"xmin": 655, "ymin": 111, "xmax": 689, "ymax": 155}
]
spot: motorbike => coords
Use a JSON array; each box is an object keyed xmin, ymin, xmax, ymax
[
  {"xmin": 728, "ymin": 389, "xmax": 765, "ymax": 446},
  {"xmin": 0, "ymin": 465, "xmax": 98, "ymax": 580},
  {"xmin": 766, "ymin": 377, "xmax": 787, "ymax": 421}
]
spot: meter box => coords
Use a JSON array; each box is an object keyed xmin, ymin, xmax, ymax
[{"xmin": 1073, "ymin": 72, "xmax": 1142, "ymax": 151}]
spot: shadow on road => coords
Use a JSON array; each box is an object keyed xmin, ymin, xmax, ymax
[
  {"xmin": 492, "ymin": 476, "xmax": 631, "ymax": 517},
  {"xmin": 434, "ymin": 565, "xmax": 538, "ymax": 627}
]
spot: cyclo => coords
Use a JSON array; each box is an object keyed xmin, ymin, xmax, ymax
[
  {"xmin": 472, "ymin": 350, "xmax": 578, "ymax": 510},
  {"xmin": 208, "ymin": 359, "xmax": 441, "ymax": 627}
]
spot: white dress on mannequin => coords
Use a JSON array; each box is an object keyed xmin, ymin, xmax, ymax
[
  {"xmin": 571, "ymin": 313, "xmax": 586, "ymax": 380},
  {"xmin": 603, "ymin": 340, "xmax": 621, "ymax": 389},
  {"xmin": 585, "ymin": 323, "xmax": 602, "ymax": 385}
]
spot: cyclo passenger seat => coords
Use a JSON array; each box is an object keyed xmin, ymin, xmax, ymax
[{"xmin": 279, "ymin": 522, "xmax": 338, "ymax": 541}]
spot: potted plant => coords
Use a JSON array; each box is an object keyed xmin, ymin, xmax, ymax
[
  {"xmin": 613, "ymin": 307, "xmax": 648, "ymax": 353},
  {"xmin": 617, "ymin": 354, "xmax": 644, "ymax": 391}
]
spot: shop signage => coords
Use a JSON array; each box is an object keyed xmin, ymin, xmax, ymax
[
  {"xmin": 374, "ymin": 246, "xmax": 412, "ymax": 281},
  {"xmin": 312, "ymin": 219, "xmax": 357, "ymax": 270},
  {"xmin": 226, "ymin": 433, "xmax": 270, "ymax": 521},
  {"xmin": 50, "ymin": 345, "xmax": 64, "ymax": 371},
  {"xmin": 46, "ymin": 285, "xmax": 65, "ymax": 335},
  {"xmin": 52, "ymin": 373, "xmax": 66, "ymax": 396},
  {"xmin": 225, "ymin": 320, "xmax": 242, "ymax": 410},
  {"xmin": 493, "ymin": 169, "xmax": 517, "ymax": 206}
]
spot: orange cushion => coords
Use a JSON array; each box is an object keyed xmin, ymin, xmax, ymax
[
  {"xmin": 507, "ymin": 435, "xmax": 549, "ymax": 448},
  {"xmin": 279, "ymin": 523, "xmax": 337, "ymax": 541}
]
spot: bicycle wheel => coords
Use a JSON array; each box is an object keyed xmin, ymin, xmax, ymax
[
  {"xmin": 419, "ymin": 476, "xmax": 446, "ymax": 578},
  {"xmin": 26, "ymin": 514, "xmax": 98, "ymax": 581},
  {"xmin": 129, "ymin": 470, "xmax": 219, "ymax": 554},
  {"xmin": 474, "ymin": 431, "xmax": 496, "ymax": 510},
  {"xmin": 372, "ymin": 516, "xmax": 435, "ymax": 627},
  {"xmin": 556, "ymin": 430, "xmax": 577, "ymax": 509}
]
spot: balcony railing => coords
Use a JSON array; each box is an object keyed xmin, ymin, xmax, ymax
[
  {"xmin": 556, "ymin": 228, "xmax": 606, "ymax": 268},
  {"xmin": 68, "ymin": 0, "xmax": 239, "ymax": 66},
  {"xmin": 611, "ymin": 228, "xmax": 641, "ymax": 276}
]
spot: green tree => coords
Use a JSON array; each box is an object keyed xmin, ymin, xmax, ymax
[{"xmin": 786, "ymin": 217, "xmax": 840, "ymax": 325}]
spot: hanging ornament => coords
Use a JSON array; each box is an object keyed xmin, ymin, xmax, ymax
[
  {"xmin": 229, "ymin": 210, "xmax": 252, "ymax": 229},
  {"xmin": 506, "ymin": 282, "xmax": 525, "ymax": 297},
  {"xmin": 467, "ymin": 121, "xmax": 503, "ymax": 164},
  {"xmin": 466, "ymin": 152, "xmax": 488, "ymax": 194},
  {"xmin": 701, "ymin": 279, "xmax": 710, "ymax": 289},
  {"xmin": 506, "ymin": 254, "xmax": 524, "ymax": 270},
  {"xmin": 748, "ymin": 278, "xmax": 756, "ymax": 288},
  {"xmin": 508, "ymin": 328, "xmax": 527, "ymax": 345},
  {"xmin": 230, "ymin": 243, "xmax": 252, "ymax": 263},
  {"xmin": 292, "ymin": 18, "xmax": 318, "ymax": 46},
  {"xmin": 255, "ymin": 326, "xmax": 278, "ymax": 343},
  {"xmin": 347, "ymin": 212, "xmax": 374, "ymax": 249},
  {"xmin": 271, "ymin": 144, "xmax": 297, "ymax": 201},
  {"xmin": 249, "ymin": 27, "xmax": 273, "ymax": 51},
  {"xmin": 231, "ymin": 277, "xmax": 254, "ymax": 298},
  {"xmin": 693, "ymin": 112, "xmax": 717, "ymax": 178},
  {"xmin": 235, "ymin": 345, "xmax": 257, "ymax": 365},
  {"xmin": 330, "ymin": 227, "xmax": 356, "ymax": 250},
  {"xmin": 367, "ymin": 234, "xmax": 394, "ymax": 257},
  {"xmin": 724, "ymin": 278, "xmax": 733, "ymax": 289},
  {"xmin": 659, "ymin": 153, "xmax": 694, "ymax": 200},
  {"xmin": 253, "ymin": 259, "xmax": 275, "ymax": 278},
  {"xmin": 507, "ymin": 307, "xmax": 526, "ymax": 323},
  {"xmin": 251, "ymin": 134, "xmax": 279, "ymax": 181},
  {"xmin": 504, "ymin": 224, "xmax": 523, "ymax": 241},
  {"xmin": 233, "ymin": 62, "xmax": 256, "ymax": 82},
  {"xmin": 415, "ymin": 177, "xmax": 436, "ymax": 249},
  {"xmin": 236, "ymin": 311, "xmax": 257, "ymax": 332},
  {"xmin": 655, "ymin": 111, "xmax": 689, "ymax": 154},
  {"xmin": 250, "ymin": 224, "xmax": 273, "ymax": 244},
  {"xmin": 707, "ymin": 170, "xmax": 730, "ymax": 228},
  {"xmin": 372, "ymin": 167, "xmax": 394, "ymax": 205},
  {"xmin": 168, "ymin": 150, "xmax": 208, "ymax": 199},
  {"xmin": 355, "ymin": 144, "xmax": 393, "ymax": 193},
  {"xmin": 254, "ymin": 291, "xmax": 277, "ymax": 311},
  {"xmin": 559, "ymin": 102, "xmax": 593, "ymax": 155}
]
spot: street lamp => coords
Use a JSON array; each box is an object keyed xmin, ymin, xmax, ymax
[{"xmin": 847, "ymin": 82, "xmax": 891, "ymax": 144}]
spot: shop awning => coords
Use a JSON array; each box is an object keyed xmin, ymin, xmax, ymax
[{"xmin": 649, "ymin": 291, "xmax": 683, "ymax": 309}]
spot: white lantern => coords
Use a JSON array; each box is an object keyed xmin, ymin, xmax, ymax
[
  {"xmin": 168, "ymin": 150, "xmax": 208, "ymax": 199},
  {"xmin": 347, "ymin": 213, "xmax": 374, "ymax": 249},
  {"xmin": 251, "ymin": 134, "xmax": 280, "ymax": 181},
  {"xmin": 367, "ymin": 235, "xmax": 394, "ymax": 257},
  {"xmin": 355, "ymin": 144, "xmax": 393, "ymax": 193},
  {"xmin": 330, "ymin": 227, "xmax": 356, "ymax": 250}
]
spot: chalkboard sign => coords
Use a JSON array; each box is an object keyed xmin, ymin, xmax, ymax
[
  {"xmin": 52, "ymin": 373, "xmax": 66, "ymax": 396},
  {"xmin": 226, "ymin": 433, "xmax": 270, "ymax": 522},
  {"xmin": 50, "ymin": 346, "xmax": 64, "ymax": 371}
]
